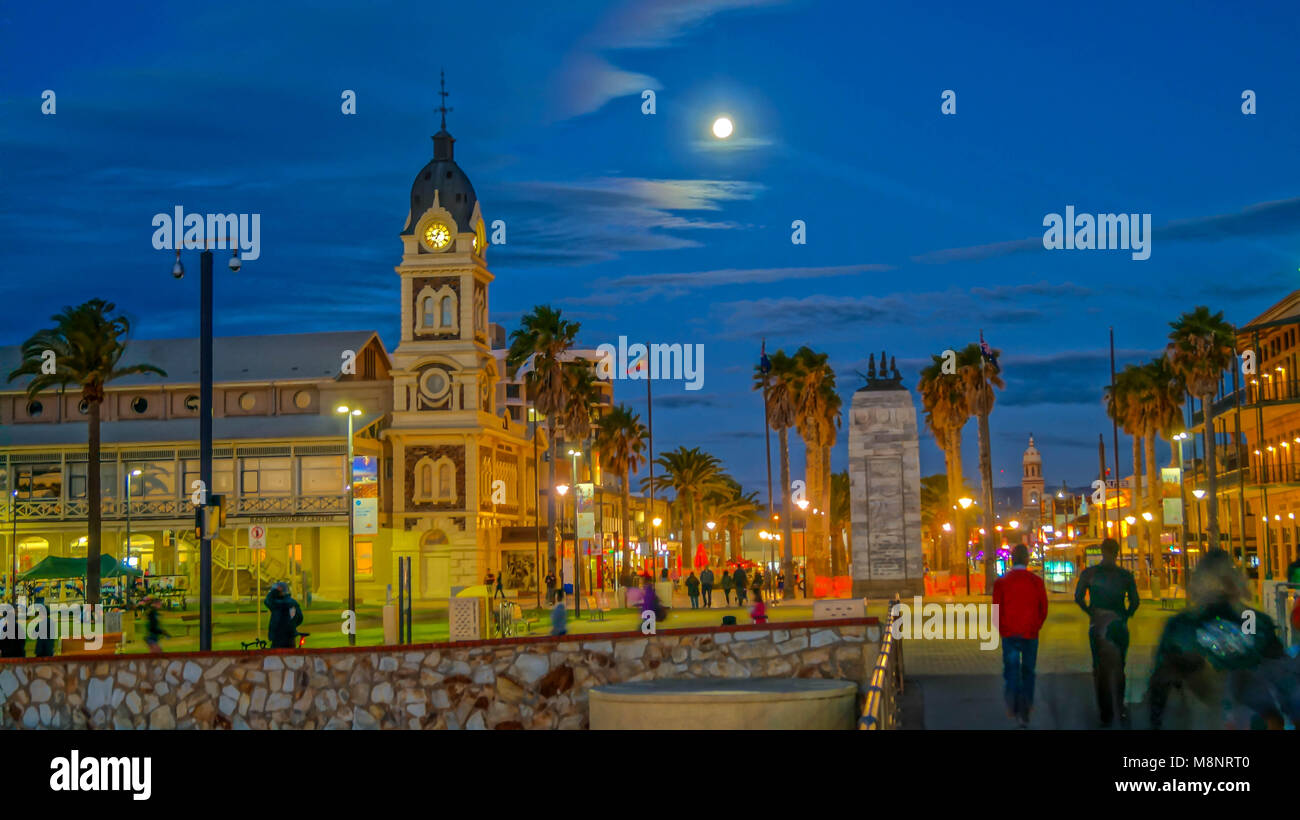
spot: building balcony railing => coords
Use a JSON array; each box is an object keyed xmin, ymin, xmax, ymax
[
  {"xmin": 1195, "ymin": 379, "xmax": 1300, "ymax": 422},
  {"xmin": 4, "ymin": 494, "xmax": 348, "ymax": 523}
]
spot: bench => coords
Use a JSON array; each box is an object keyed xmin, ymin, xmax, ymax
[
  {"xmin": 510, "ymin": 603, "xmax": 539, "ymax": 636},
  {"xmin": 61, "ymin": 633, "xmax": 124, "ymax": 656},
  {"xmin": 586, "ymin": 595, "xmax": 610, "ymax": 621},
  {"xmin": 177, "ymin": 613, "xmax": 202, "ymax": 636}
]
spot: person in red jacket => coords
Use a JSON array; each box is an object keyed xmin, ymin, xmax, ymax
[{"xmin": 992, "ymin": 544, "xmax": 1049, "ymax": 728}]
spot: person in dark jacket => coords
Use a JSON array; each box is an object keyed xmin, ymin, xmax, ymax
[
  {"xmin": 992, "ymin": 545, "xmax": 1048, "ymax": 727},
  {"xmin": 142, "ymin": 596, "xmax": 170, "ymax": 654},
  {"xmin": 1074, "ymin": 538, "xmax": 1140, "ymax": 726},
  {"xmin": 265, "ymin": 582, "xmax": 304, "ymax": 649},
  {"xmin": 1148, "ymin": 549, "xmax": 1299, "ymax": 729},
  {"xmin": 685, "ymin": 572, "xmax": 700, "ymax": 608},
  {"xmin": 699, "ymin": 567, "xmax": 715, "ymax": 608},
  {"xmin": 751, "ymin": 569, "xmax": 764, "ymax": 602},
  {"xmin": 720, "ymin": 570, "xmax": 734, "ymax": 606},
  {"xmin": 32, "ymin": 596, "xmax": 55, "ymax": 657},
  {"xmin": 493, "ymin": 572, "xmax": 505, "ymax": 600},
  {"xmin": 0, "ymin": 606, "xmax": 25, "ymax": 658},
  {"xmin": 733, "ymin": 567, "xmax": 748, "ymax": 607}
]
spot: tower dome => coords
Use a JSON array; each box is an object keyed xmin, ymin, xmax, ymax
[
  {"xmin": 1023, "ymin": 434, "xmax": 1041, "ymax": 466},
  {"xmin": 402, "ymin": 73, "xmax": 479, "ymax": 237}
]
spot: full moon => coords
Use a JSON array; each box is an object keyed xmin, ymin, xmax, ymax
[{"xmin": 712, "ymin": 116, "xmax": 734, "ymax": 139}]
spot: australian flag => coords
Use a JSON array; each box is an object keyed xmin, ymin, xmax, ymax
[
  {"xmin": 979, "ymin": 330, "xmax": 1000, "ymax": 373},
  {"xmin": 760, "ymin": 339, "xmax": 771, "ymax": 375}
]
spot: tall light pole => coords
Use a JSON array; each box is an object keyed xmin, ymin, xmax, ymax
[
  {"xmin": 172, "ymin": 241, "xmax": 240, "ymax": 651},
  {"xmin": 336, "ymin": 405, "xmax": 362, "ymax": 646},
  {"xmin": 958, "ymin": 497, "xmax": 974, "ymax": 594},
  {"xmin": 568, "ymin": 448, "xmax": 582, "ymax": 618},
  {"xmin": 705, "ymin": 520, "xmax": 716, "ymax": 568},
  {"xmin": 1173, "ymin": 432, "xmax": 1191, "ymax": 595},
  {"xmin": 9, "ymin": 489, "xmax": 17, "ymax": 603},
  {"xmin": 651, "ymin": 516, "xmax": 662, "ymax": 578},
  {"xmin": 125, "ymin": 468, "xmax": 142, "ymax": 606}
]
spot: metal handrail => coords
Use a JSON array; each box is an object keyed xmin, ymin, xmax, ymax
[{"xmin": 859, "ymin": 594, "xmax": 905, "ymax": 730}]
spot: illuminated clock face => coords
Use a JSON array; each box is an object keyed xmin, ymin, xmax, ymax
[{"xmin": 423, "ymin": 222, "xmax": 451, "ymax": 250}]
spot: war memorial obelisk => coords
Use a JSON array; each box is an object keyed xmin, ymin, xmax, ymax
[{"xmin": 849, "ymin": 352, "xmax": 924, "ymax": 598}]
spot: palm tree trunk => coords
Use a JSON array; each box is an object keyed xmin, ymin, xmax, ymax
[
  {"xmin": 1131, "ymin": 434, "xmax": 1144, "ymax": 582},
  {"xmin": 978, "ymin": 408, "xmax": 996, "ymax": 593},
  {"xmin": 546, "ymin": 418, "xmax": 558, "ymax": 596},
  {"xmin": 1144, "ymin": 433, "xmax": 1162, "ymax": 593},
  {"xmin": 780, "ymin": 428, "xmax": 795, "ymax": 599},
  {"xmin": 948, "ymin": 427, "xmax": 964, "ymax": 571},
  {"xmin": 824, "ymin": 444, "xmax": 840, "ymax": 576},
  {"xmin": 807, "ymin": 443, "xmax": 829, "ymax": 581},
  {"xmin": 621, "ymin": 470, "xmax": 632, "ymax": 583},
  {"xmin": 86, "ymin": 399, "xmax": 102, "ymax": 606},
  {"xmin": 1202, "ymin": 395, "xmax": 1219, "ymax": 549}
]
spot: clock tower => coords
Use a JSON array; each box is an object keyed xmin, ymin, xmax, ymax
[{"xmin": 383, "ymin": 86, "xmax": 537, "ymax": 598}]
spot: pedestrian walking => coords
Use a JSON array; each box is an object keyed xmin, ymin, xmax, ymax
[
  {"xmin": 992, "ymin": 544, "xmax": 1048, "ymax": 728},
  {"xmin": 700, "ymin": 567, "xmax": 715, "ymax": 608},
  {"xmin": 545, "ymin": 570, "xmax": 557, "ymax": 605},
  {"xmin": 733, "ymin": 566, "xmax": 748, "ymax": 607},
  {"xmin": 641, "ymin": 574, "xmax": 665, "ymax": 625},
  {"xmin": 751, "ymin": 589, "xmax": 768, "ymax": 624},
  {"xmin": 494, "ymin": 572, "xmax": 505, "ymax": 600},
  {"xmin": 685, "ymin": 571, "xmax": 700, "ymax": 609},
  {"xmin": 33, "ymin": 596, "xmax": 55, "ymax": 658},
  {"xmin": 1148, "ymin": 549, "xmax": 1299, "ymax": 729},
  {"xmin": 721, "ymin": 570, "xmax": 734, "ymax": 606},
  {"xmin": 265, "ymin": 582, "xmax": 304, "ymax": 650},
  {"xmin": 551, "ymin": 596, "xmax": 568, "ymax": 636},
  {"xmin": 777, "ymin": 572, "xmax": 785, "ymax": 599},
  {"xmin": 751, "ymin": 568, "xmax": 764, "ymax": 603},
  {"xmin": 1074, "ymin": 538, "xmax": 1140, "ymax": 726},
  {"xmin": 142, "ymin": 596, "xmax": 170, "ymax": 654}
]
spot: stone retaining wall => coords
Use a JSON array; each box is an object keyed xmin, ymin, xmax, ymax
[{"xmin": 0, "ymin": 619, "xmax": 880, "ymax": 729}]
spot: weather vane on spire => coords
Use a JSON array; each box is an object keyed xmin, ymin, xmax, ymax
[{"xmin": 437, "ymin": 69, "xmax": 453, "ymax": 131}]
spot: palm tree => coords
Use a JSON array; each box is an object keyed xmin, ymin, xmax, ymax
[
  {"xmin": 793, "ymin": 347, "xmax": 839, "ymax": 587},
  {"xmin": 754, "ymin": 349, "xmax": 800, "ymax": 599},
  {"xmin": 829, "ymin": 470, "xmax": 851, "ymax": 570},
  {"xmin": 1166, "ymin": 307, "xmax": 1237, "ymax": 552},
  {"xmin": 1106, "ymin": 363, "xmax": 1148, "ymax": 566},
  {"xmin": 713, "ymin": 482, "xmax": 762, "ymax": 562},
  {"xmin": 920, "ymin": 473, "xmax": 950, "ymax": 566},
  {"xmin": 594, "ymin": 404, "xmax": 647, "ymax": 582},
  {"xmin": 956, "ymin": 343, "xmax": 1004, "ymax": 591},
  {"xmin": 649, "ymin": 446, "xmax": 725, "ymax": 573},
  {"xmin": 8, "ymin": 299, "xmax": 165, "ymax": 604},
  {"xmin": 506, "ymin": 306, "xmax": 579, "ymax": 599},
  {"xmin": 919, "ymin": 351, "xmax": 969, "ymax": 570},
  {"xmin": 1139, "ymin": 355, "xmax": 1187, "ymax": 590}
]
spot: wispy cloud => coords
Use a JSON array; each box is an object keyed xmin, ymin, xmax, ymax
[
  {"xmin": 491, "ymin": 177, "xmax": 762, "ymax": 268},
  {"xmin": 571, "ymin": 263, "xmax": 891, "ymax": 305},
  {"xmin": 912, "ymin": 196, "xmax": 1300, "ymax": 264},
  {"xmin": 554, "ymin": 0, "xmax": 792, "ymax": 119}
]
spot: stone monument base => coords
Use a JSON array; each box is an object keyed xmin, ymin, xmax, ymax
[{"xmin": 853, "ymin": 578, "xmax": 923, "ymax": 599}]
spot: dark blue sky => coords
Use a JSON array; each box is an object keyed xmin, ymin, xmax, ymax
[{"xmin": 4, "ymin": 0, "xmax": 1299, "ymax": 497}]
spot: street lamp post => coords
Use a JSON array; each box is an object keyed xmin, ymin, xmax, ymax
[
  {"xmin": 172, "ymin": 242, "xmax": 240, "ymax": 651},
  {"xmin": 958, "ymin": 497, "xmax": 974, "ymax": 594},
  {"xmin": 125, "ymin": 469, "xmax": 142, "ymax": 606},
  {"xmin": 9, "ymin": 490, "xmax": 17, "ymax": 603},
  {"xmin": 651, "ymin": 516, "xmax": 662, "ymax": 579},
  {"xmin": 568, "ymin": 448, "xmax": 582, "ymax": 618},
  {"xmin": 336, "ymin": 405, "xmax": 362, "ymax": 646}
]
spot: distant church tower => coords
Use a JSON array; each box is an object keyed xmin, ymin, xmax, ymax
[{"xmin": 1021, "ymin": 435, "xmax": 1045, "ymax": 526}]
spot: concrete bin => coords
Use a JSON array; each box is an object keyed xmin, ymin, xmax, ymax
[{"xmin": 590, "ymin": 678, "xmax": 858, "ymax": 730}]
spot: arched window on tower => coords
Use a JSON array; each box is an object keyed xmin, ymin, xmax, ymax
[
  {"xmin": 437, "ymin": 460, "xmax": 455, "ymax": 501},
  {"xmin": 422, "ymin": 296, "xmax": 435, "ymax": 327},
  {"xmin": 440, "ymin": 295, "xmax": 455, "ymax": 328}
]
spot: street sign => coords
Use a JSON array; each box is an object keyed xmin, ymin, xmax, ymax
[{"xmin": 249, "ymin": 524, "xmax": 267, "ymax": 549}]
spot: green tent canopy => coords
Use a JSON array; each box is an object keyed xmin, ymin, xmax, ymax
[{"xmin": 19, "ymin": 554, "xmax": 142, "ymax": 581}]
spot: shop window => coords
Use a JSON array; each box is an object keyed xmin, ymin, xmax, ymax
[{"xmin": 355, "ymin": 541, "xmax": 373, "ymax": 578}]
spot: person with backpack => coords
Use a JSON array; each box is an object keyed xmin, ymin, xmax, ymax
[
  {"xmin": 685, "ymin": 572, "xmax": 700, "ymax": 609},
  {"xmin": 1074, "ymin": 538, "xmax": 1140, "ymax": 726},
  {"xmin": 992, "ymin": 544, "xmax": 1049, "ymax": 728},
  {"xmin": 733, "ymin": 566, "xmax": 748, "ymax": 607},
  {"xmin": 700, "ymin": 567, "xmax": 715, "ymax": 608},
  {"xmin": 720, "ymin": 570, "xmax": 734, "ymax": 606},
  {"xmin": 265, "ymin": 582, "xmax": 304, "ymax": 649}
]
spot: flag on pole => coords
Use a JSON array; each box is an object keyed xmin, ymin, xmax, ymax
[
  {"xmin": 760, "ymin": 339, "xmax": 771, "ymax": 374},
  {"xmin": 979, "ymin": 330, "xmax": 1000, "ymax": 373}
]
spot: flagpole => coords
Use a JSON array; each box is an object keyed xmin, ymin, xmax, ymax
[
  {"xmin": 1109, "ymin": 328, "xmax": 1122, "ymax": 558},
  {"xmin": 646, "ymin": 363, "xmax": 655, "ymax": 579},
  {"xmin": 761, "ymin": 340, "xmax": 774, "ymax": 579}
]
